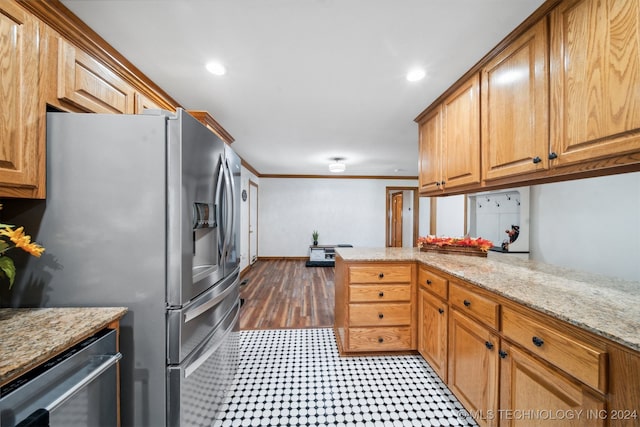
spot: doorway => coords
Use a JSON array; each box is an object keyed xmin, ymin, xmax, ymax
[
  {"xmin": 385, "ymin": 186, "xmax": 419, "ymax": 247},
  {"xmin": 249, "ymin": 180, "xmax": 259, "ymax": 265}
]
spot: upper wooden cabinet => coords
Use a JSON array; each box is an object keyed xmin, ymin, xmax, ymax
[
  {"xmin": 482, "ymin": 18, "xmax": 549, "ymax": 181},
  {"xmin": 57, "ymin": 38, "xmax": 135, "ymax": 114},
  {"xmin": 418, "ymin": 73, "xmax": 481, "ymax": 195},
  {"xmin": 187, "ymin": 110, "xmax": 235, "ymax": 145},
  {"xmin": 0, "ymin": 0, "xmax": 41, "ymax": 198},
  {"xmin": 416, "ymin": 0, "xmax": 640, "ymax": 195},
  {"xmin": 549, "ymin": 0, "xmax": 640, "ymax": 167},
  {"xmin": 418, "ymin": 107, "xmax": 442, "ymax": 193}
]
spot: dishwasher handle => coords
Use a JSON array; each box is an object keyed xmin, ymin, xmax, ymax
[{"xmin": 45, "ymin": 353, "xmax": 122, "ymax": 413}]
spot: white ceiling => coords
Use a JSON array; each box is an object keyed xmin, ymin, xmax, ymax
[{"xmin": 60, "ymin": 0, "xmax": 546, "ymax": 177}]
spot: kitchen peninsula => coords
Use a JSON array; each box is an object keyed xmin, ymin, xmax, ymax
[{"xmin": 335, "ymin": 247, "xmax": 640, "ymax": 427}]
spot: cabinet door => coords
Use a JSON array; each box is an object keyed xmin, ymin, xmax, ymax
[
  {"xmin": 58, "ymin": 38, "xmax": 135, "ymax": 114},
  {"xmin": 500, "ymin": 342, "xmax": 605, "ymax": 427},
  {"xmin": 448, "ymin": 309, "xmax": 499, "ymax": 427},
  {"xmin": 418, "ymin": 289, "xmax": 448, "ymax": 381},
  {"xmin": 418, "ymin": 107, "xmax": 443, "ymax": 194},
  {"xmin": 442, "ymin": 73, "xmax": 481, "ymax": 190},
  {"xmin": 0, "ymin": 1, "xmax": 40, "ymax": 197},
  {"xmin": 482, "ymin": 18, "xmax": 549, "ymax": 180},
  {"xmin": 550, "ymin": 0, "xmax": 640, "ymax": 167}
]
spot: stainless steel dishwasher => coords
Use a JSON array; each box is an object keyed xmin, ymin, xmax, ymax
[{"xmin": 0, "ymin": 328, "xmax": 121, "ymax": 427}]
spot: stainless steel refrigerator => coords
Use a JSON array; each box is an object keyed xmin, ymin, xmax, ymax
[{"xmin": 9, "ymin": 109, "xmax": 241, "ymax": 427}]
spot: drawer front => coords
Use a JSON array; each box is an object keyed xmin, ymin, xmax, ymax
[
  {"xmin": 348, "ymin": 327, "xmax": 412, "ymax": 351},
  {"xmin": 349, "ymin": 264, "xmax": 412, "ymax": 283},
  {"xmin": 417, "ymin": 266, "xmax": 448, "ymax": 300},
  {"xmin": 449, "ymin": 282, "xmax": 499, "ymax": 329},
  {"xmin": 349, "ymin": 284, "xmax": 411, "ymax": 302},
  {"xmin": 349, "ymin": 303, "xmax": 411, "ymax": 326},
  {"xmin": 502, "ymin": 307, "xmax": 607, "ymax": 393}
]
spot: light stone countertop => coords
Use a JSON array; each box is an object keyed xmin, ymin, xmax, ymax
[
  {"xmin": 335, "ymin": 247, "xmax": 640, "ymax": 352},
  {"xmin": 0, "ymin": 307, "xmax": 128, "ymax": 387}
]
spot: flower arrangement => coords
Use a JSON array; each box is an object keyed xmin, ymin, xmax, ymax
[
  {"xmin": 0, "ymin": 204, "xmax": 45, "ymax": 288},
  {"xmin": 418, "ymin": 235, "xmax": 493, "ymax": 252}
]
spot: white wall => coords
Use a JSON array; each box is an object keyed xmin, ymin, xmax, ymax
[
  {"xmin": 435, "ymin": 194, "xmax": 466, "ymax": 237},
  {"xmin": 239, "ymin": 166, "xmax": 259, "ymax": 272},
  {"xmin": 529, "ymin": 171, "xmax": 640, "ymax": 281},
  {"xmin": 258, "ymin": 178, "xmax": 418, "ymax": 257}
]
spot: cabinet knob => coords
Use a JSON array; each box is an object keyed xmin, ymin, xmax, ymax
[
  {"xmin": 532, "ymin": 156, "xmax": 542, "ymax": 164},
  {"xmin": 499, "ymin": 350, "xmax": 508, "ymax": 359},
  {"xmin": 378, "ymin": 291, "xmax": 384, "ymax": 297},
  {"xmin": 378, "ymin": 337, "xmax": 384, "ymax": 343},
  {"xmin": 438, "ymin": 308, "xmax": 444, "ymax": 314},
  {"xmin": 485, "ymin": 341, "xmax": 494, "ymax": 350},
  {"xmin": 463, "ymin": 299, "xmax": 471, "ymax": 307},
  {"xmin": 532, "ymin": 336, "xmax": 544, "ymax": 347},
  {"xmin": 378, "ymin": 273, "xmax": 384, "ymax": 279},
  {"xmin": 548, "ymin": 152, "xmax": 558, "ymax": 160},
  {"xmin": 435, "ymin": 181, "xmax": 441, "ymax": 187},
  {"xmin": 441, "ymin": 180, "xmax": 446, "ymax": 186},
  {"xmin": 378, "ymin": 313, "xmax": 384, "ymax": 319},
  {"xmin": 426, "ymin": 279, "xmax": 432, "ymax": 285}
]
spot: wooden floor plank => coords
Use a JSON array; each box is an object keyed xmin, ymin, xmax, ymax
[{"xmin": 239, "ymin": 259, "xmax": 334, "ymax": 330}]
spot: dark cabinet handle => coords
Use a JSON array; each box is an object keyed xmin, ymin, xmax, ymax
[
  {"xmin": 532, "ymin": 336, "xmax": 544, "ymax": 347},
  {"xmin": 438, "ymin": 308, "xmax": 444, "ymax": 314},
  {"xmin": 426, "ymin": 279, "xmax": 432, "ymax": 285},
  {"xmin": 378, "ymin": 292, "xmax": 384, "ymax": 297},
  {"xmin": 548, "ymin": 152, "xmax": 558, "ymax": 160},
  {"xmin": 499, "ymin": 350, "xmax": 508, "ymax": 359},
  {"xmin": 441, "ymin": 180, "xmax": 446, "ymax": 186},
  {"xmin": 378, "ymin": 273, "xmax": 384, "ymax": 279},
  {"xmin": 485, "ymin": 341, "xmax": 494, "ymax": 350},
  {"xmin": 378, "ymin": 313, "xmax": 384, "ymax": 319},
  {"xmin": 463, "ymin": 299, "xmax": 471, "ymax": 307},
  {"xmin": 378, "ymin": 337, "xmax": 384, "ymax": 343},
  {"xmin": 532, "ymin": 156, "xmax": 542, "ymax": 164}
]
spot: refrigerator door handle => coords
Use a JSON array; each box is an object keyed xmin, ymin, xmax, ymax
[
  {"xmin": 221, "ymin": 158, "xmax": 234, "ymax": 260},
  {"xmin": 183, "ymin": 272, "xmax": 237, "ymax": 323},
  {"xmin": 184, "ymin": 302, "xmax": 240, "ymax": 378},
  {"xmin": 215, "ymin": 154, "xmax": 226, "ymax": 258}
]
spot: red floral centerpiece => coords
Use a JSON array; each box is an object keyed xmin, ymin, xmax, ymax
[{"xmin": 417, "ymin": 235, "xmax": 493, "ymax": 257}]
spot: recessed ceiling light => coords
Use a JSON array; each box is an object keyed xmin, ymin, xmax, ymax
[
  {"xmin": 406, "ymin": 68, "xmax": 426, "ymax": 82},
  {"xmin": 206, "ymin": 61, "xmax": 226, "ymax": 76}
]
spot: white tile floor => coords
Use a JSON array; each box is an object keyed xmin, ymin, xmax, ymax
[{"xmin": 213, "ymin": 328, "xmax": 478, "ymax": 427}]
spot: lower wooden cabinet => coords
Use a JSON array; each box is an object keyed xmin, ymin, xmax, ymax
[
  {"xmin": 448, "ymin": 309, "xmax": 500, "ymax": 427},
  {"xmin": 417, "ymin": 288, "xmax": 448, "ymax": 381},
  {"xmin": 500, "ymin": 342, "xmax": 605, "ymax": 427},
  {"xmin": 334, "ymin": 259, "xmax": 416, "ymax": 354}
]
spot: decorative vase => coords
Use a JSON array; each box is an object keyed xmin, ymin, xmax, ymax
[{"xmin": 313, "ymin": 240, "xmax": 318, "ymax": 246}]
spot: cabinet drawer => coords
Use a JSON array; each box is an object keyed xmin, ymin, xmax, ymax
[
  {"xmin": 349, "ymin": 284, "xmax": 411, "ymax": 302},
  {"xmin": 348, "ymin": 327, "xmax": 412, "ymax": 351},
  {"xmin": 502, "ymin": 307, "xmax": 607, "ymax": 393},
  {"xmin": 349, "ymin": 303, "xmax": 411, "ymax": 326},
  {"xmin": 417, "ymin": 266, "xmax": 448, "ymax": 300},
  {"xmin": 449, "ymin": 282, "xmax": 499, "ymax": 329},
  {"xmin": 349, "ymin": 265, "xmax": 412, "ymax": 283}
]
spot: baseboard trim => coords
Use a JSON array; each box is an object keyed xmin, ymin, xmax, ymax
[{"xmin": 258, "ymin": 256, "xmax": 309, "ymax": 261}]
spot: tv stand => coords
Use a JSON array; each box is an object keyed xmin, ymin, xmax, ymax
[{"xmin": 305, "ymin": 244, "xmax": 352, "ymax": 267}]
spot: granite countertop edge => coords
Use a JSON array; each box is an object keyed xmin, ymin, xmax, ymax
[
  {"xmin": 335, "ymin": 247, "xmax": 640, "ymax": 353},
  {"xmin": 0, "ymin": 307, "xmax": 128, "ymax": 387}
]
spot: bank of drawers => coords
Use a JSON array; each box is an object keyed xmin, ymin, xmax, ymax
[
  {"xmin": 502, "ymin": 307, "xmax": 608, "ymax": 393},
  {"xmin": 346, "ymin": 264, "xmax": 414, "ymax": 352}
]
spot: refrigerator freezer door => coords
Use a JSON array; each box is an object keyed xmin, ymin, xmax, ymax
[
  {"xmin": 166, "ymin": 269, "xmax": 239, "ymax": 364},
  {"xmin": 167, "ymin": 302, "xmax": 240, "ymax": 427}
]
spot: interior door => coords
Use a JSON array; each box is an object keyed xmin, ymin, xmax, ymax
[
  {"xmin": 249, "ymin": 180, "xmax": 258, "ymax": 264},
  {"xmin": 391, "ymin": 192, "xmax": 403, "ymax": 247}
]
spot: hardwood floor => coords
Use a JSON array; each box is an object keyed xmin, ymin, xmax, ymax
[{"xmin": 239, "ymin": 259, "xmax": 334, "ymax": 330}]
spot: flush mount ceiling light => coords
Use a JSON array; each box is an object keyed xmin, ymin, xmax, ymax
[
  {"xmin": 206, "ymin": 61, "xmax": 227, "ymax": 76},
  {"xmin": 406, "ymin": 67, "xmax": 426, "ymax": 82},
  {"xmin": 328, "ymin": 157, "xmax": 346, "ymax": 173}
]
